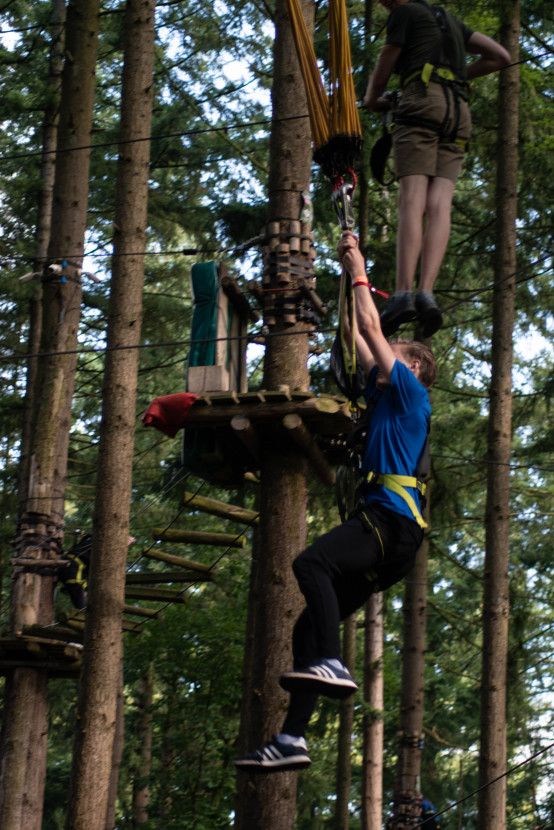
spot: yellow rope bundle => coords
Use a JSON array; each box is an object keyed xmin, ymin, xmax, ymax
[
  {"xmin": 285, "ymin": 0, "xmax": 361, "ymax": 157},
  {"xmin": 285, "ymin": 0, "xmax": 330, "ymax": 149},
  {"xmin": 329, "ymin": 0, "xmax": 362, "ymax": 140}
]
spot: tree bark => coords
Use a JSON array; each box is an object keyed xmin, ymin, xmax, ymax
[
  {"xmin": 0, "ymin": 3, "xmax": 99, "ymax": 828},
  {"xmin": 477, "ymin": 3, "xmax": 519, "ymax": 828},
  {"xmin": 64, "ymin": 1, "xmax": 155, "ymax": 827},
  {"xmin": 105, "ymin": 655, "xmax": 125, "ymax": 830},
  {"xmin": 361, "ymin": 592, "xmax": 384, "ymax": 830},
  {"xmin": 132, "ymin": 667, "xmax": 154, "ymax": 828},
  {"xmin": 390, "ymin": 533, "xmax": 429, "ymax": 828},
  {"xmin": 335, "ymin": 614, "xmax": 357, "ymax": 830},
  {"xmin": 17, "ymin": 0, "xmax": 66, "ymax": 513},
  {"xmin": 234, "ymin": 0, "xmax": 313, "ymax": 826}
]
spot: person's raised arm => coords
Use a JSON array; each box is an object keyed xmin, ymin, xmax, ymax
[
  {"xmin": 466, "ymin": 32, "xmax": 511, "ymax": 80},
  {"xmin": 341, "ymin": 284, "xmax": 375, "ymax": 374},
  {"xmin": 363, "ymin": 43, "xmax": 402, "ymax": 112},
  {"xmin": 337, "ymin": 232, "xmax": 396, "ymax": 383}
]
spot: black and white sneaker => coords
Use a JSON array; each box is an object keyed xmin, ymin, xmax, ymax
[
  {"xmin": 279, "ymin": 658, "xmax": 358, "ymax": 699},
  {"xmin": 234, "ymin": 735, "xmax": 311, "ymax": 773}
]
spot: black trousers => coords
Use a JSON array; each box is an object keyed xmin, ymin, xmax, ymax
[{"xmin": 281, "ymin": 503, "xmax": 423, "ymax": 738}]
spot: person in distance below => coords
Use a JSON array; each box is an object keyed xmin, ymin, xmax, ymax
[
  {"xmin": 364, "ymin": 0, "xmax": 510, "ymax": 337},
  {"xmin": 235, "ymin": 231, "xmax": 436, "ymax": 773}
]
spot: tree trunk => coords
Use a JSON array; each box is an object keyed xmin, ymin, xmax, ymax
[
  {"xmin": 17, "ymin": 0, "xmax": 66, "ymax": 512},
  {"xmin": 477, "ymin": 3, "xmax": 519, "ymax": 828},
  {"xmin": 389, "ymin": 533, "xmax": 429, "ymax": 828},
  {"xmin": 361, "ymin": 592, "xmax": 384, "ymax": 830},
  {"xmin": 335, "ymin": 614, "xmax": 357, "ymax": 830},
  {"xmin": 234, "ymin": 0, "xmax": 313, "ymax": 827},
  {"xmin": 64, "ymin": 1, "xmax": 155, "ymax": 827},
  {"xmin": 105, "ymin": 655, "xmax": 125, "ymax": 829},
  {"xmin": 132, "ymin": 667, "xmax": 154, "ymax": 828},
  {"xmin": 0, "ymin": 3, "xmax": 99, "ymax": 829}
]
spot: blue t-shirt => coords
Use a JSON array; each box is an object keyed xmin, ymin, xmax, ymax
[{"xmin": 362, "ymin": 361, "xmax": 431, "ymax": 521}]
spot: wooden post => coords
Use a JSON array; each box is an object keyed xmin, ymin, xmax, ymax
[{"xmin": 231, "ymin": 414, "xmax": 260, "ymax": 462}]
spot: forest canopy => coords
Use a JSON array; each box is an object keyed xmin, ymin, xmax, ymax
[{"xmin": 0, "ymin": 0, "xmax": 552, "ymax": 828}]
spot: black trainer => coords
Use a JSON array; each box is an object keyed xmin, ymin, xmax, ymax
[
  {"xmin": 415, "ymin": 291, "xmax": 443, "ymax": 338},
  {"xmin": 279, "ymin": 658, "xmax": 358, "ymax": 700},
  {"xmin": 379, "ymin": 291, "xmax": 417, "ymax": 337},
  {"xmin": 234, "ymin": 735, "xmax": 311, "ymax": 773}
]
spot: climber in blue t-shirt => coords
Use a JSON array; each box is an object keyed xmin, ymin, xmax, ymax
[{"xmin": 235, "ymin": 231, "xmax": 437, "ymax": 774}]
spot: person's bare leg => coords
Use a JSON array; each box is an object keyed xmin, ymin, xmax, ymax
[
  {"xmin": 395, "ymin": 174, "xmax": 429, "ymax": 291},
  {"xmin": 413, "ymin": 176, "xmax": 455, "ymax": 336},
  {"xmin": 418, "ymin": 176, "xmax": 455, "ymax": 292}
]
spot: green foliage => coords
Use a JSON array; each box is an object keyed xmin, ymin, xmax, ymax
[{"xmin": 0, "ymin": 0, "xmax": 553, "ymax": 826}]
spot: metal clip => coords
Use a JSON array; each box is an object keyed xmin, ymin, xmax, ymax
[{"xmin": 332, "ymin": 182, "xmax": 355, "ymax": 231}]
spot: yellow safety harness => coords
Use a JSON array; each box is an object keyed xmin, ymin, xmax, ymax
[
  {"xmin": 336, "ymin": 388, "xmax": 430, "ymax": 529},
  {"xmin": 64, "ymin": 555, "xmax": 88, "ymax": 591},
  {"xmin": 364, "ymin": 471, "xmax": 428, "ymax": 529}
]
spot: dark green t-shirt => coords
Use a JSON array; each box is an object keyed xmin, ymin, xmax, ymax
[{"xmin": 386, "ymin": 0, "xmax": 473, "ymax": 82}]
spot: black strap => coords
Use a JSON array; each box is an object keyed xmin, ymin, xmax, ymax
[{"xmin": 410, "ymin": 0, "xmax": 465, "ymax": 79}]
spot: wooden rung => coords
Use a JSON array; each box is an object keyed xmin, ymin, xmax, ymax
[
  {"xmin": 124, "ymin": 586, "xmax": 188, "ymax": 604},
  {"xmin": 21, "ymin": 624, "xmax": 83, "ymax": 643},
  {"xmin": 63, "ymin": 618, "xmax": 85, "ymax": 631},
  {"xmin": 143, "ymin": 548, "xmax": 215, "ymax": 572},
  {"xmin": 182, "ymin": 491, "xmax": 259, "ymax": 525},
  {"xmin": 123, "ymin": 604, "xmax": 158, "ymax": 618},
  {"xmin": 59, "ymin": 611, "xmax": 144, "ymax": 634},
  {"xmin": 153, "ymin": 529, "xmax": 246, "ymax": 548},
  {"xmin": 125, "ymin": 569, "xmax": 213, "ymax": 585}
]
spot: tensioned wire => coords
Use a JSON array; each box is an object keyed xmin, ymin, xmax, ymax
[
  {"xmin": 0, "ymin": 253, "xmax": 551, "ymax": 364},
  {"xmin": 0, "ymin": 51, "xmax": 541, "ymax": 165}
]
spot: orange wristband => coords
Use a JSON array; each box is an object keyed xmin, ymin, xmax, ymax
[{"xmin": 353, "ymin": 278, "xmax": 369, "ymax": 288}]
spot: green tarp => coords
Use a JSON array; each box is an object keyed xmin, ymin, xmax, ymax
[{"xmin": 188, "ymin": 260, "xmax": 219, "ymax": 367}]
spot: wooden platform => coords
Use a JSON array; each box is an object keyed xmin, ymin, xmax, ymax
[
  {"xmin": 0, "ymin": 633, "xmax": 83, "ymax": 678},
  {"xmin": 181, "ymin": 390, "xmax": 354, "ymax": 486}
]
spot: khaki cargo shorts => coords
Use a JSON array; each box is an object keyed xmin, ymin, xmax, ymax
[{"xmin": 392, "ymin": 80, "xmax": 472, "ymax": 183}]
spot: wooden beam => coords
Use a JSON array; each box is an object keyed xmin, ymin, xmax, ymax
[
  {"xmin": 182, "ymin": 491, "xmax": 259, "ymax": 525},
  {"xmin": 153, "ymin": 528, "xmax": 246, "ymax": 548},
  {"xmin": 22, "ymin": 624, "xmax": 83, "ymax": 643},
  {"xmin": 296, "ymin": 276, "xmax": 328, "ymax": 316},
  {"xmin": 230, "ymin": 414, "xmax": 260, "ymax": 462},
  {"xmin": 0, "ymin": 660, "xmax": 81, "ymax": 677},
  {"xmin": 183, "ymin": 395, "xmax": 349, "ymax": 428},
  {"xmin": 125, "ymin": 570, "xmax": 212, "ymax": 584},
  {"xmin": 282, "ymin": 413, "xmax": 337, "ymax": 487},
  {"xmin": 123, "ymin": 604, "xmax": 158, "ymax": 618},
  {"xmin": 124, "ymin": 586, "xmax": 188, "ymax": 604},
  {"xmin": 221, "ymin": 274, "xmax": 260, "ymax": 323},
  {"xmin": 143, "ymin": 548, "xmax": 216, "ymax": 572},
  {"xmin": 59, "ymin": 611, "xmax": 143, "ymax": 633}
]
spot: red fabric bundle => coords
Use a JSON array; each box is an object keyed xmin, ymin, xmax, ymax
[{"xmin": 142, "ymin": 392, "xmax": 199, "ymax": 438}]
